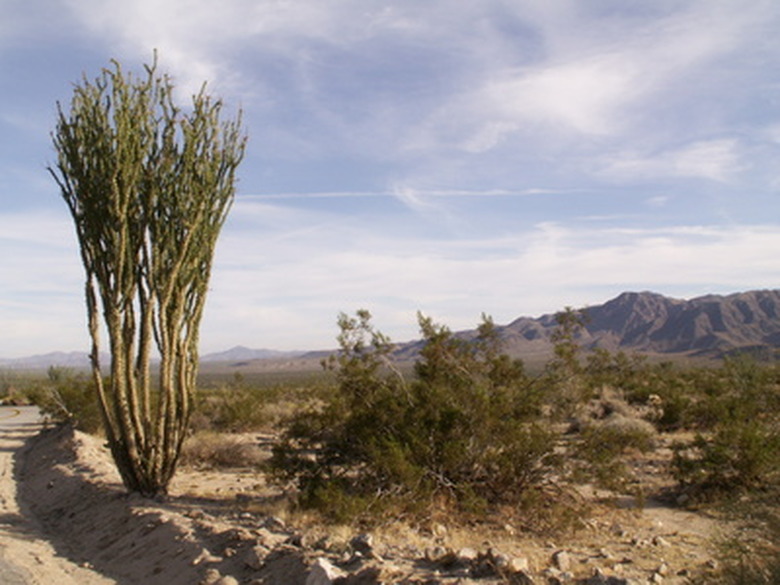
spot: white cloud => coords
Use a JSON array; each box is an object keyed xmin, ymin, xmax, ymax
[
  {"xmin": 599, "ymin": 139, "xmax": 744, "ymax": 182},
  {"xmin": 198, "ymin": 198, "xmax": 780, "ymax": 351}
]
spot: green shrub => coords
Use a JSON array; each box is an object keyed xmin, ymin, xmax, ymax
[
  {"xmin": 672, "ymin": 357, "xmax": 780, "ymax": 499},
  {"xmin": 27, "ymin": 367, "xmax": 103, "ymax": 434},
  {"xmin": 270, "ymin": 310, "xmax": 559, "ymax": 523}
]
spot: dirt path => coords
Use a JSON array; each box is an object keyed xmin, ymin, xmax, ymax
[{"xmin": 0, "ymin": 406, "xmax": 115, "ymax": 585}]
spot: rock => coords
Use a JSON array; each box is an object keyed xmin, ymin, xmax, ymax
[
  {"xmin": 255, "ymin": 527, "xmax": 291, "ymax": 549},
  {"xmin": 655, "ymin": 562, "xmax": 669, "ymax": 576},
  {"xmin": 199, "ymin": 568, "xmax": 222, "ymax": 585},
  {"xmin": 264, "ymin": 515, "xmax": 287, "ymax": 531},
  {"xmin": 193, "ymin": 547, "xmax": 223, "ymax": 565},
  {"xmin": 215, "ymin": 577, "xmax": 239, "ymax": 585},
  {"xmin": 490, "ymin": 548, "xmax": 511, "ymax": 569},
  {"xmin": 652, "ymin": 536, "xmax": 671, "ymax": 547},
  {"xmin": 424, "ymin": 545, "xmax": 450, "ymax": 563},
  {"xmin": 306, "ymin": 557, "xmax": 345, "ymax": 585},
  {"xmin": 244, "ymin": 544, "xmax": 269, "ymax": 570},
  {"xmin": 343, "ymin": 564, "xmax": 384, "ymax": 584},
  {"xmin": 552, "ymin": 550, "xmax": 572, "ymax": 571},
  {"xmin": 507, "ymin": 569, "xmax": 535, "ymax": 584},
  {"xmin": 456, "ymin": 547, "xmax": 479, "ymax": 563},
  {"xmin": 507, "ymin": 556, "xmax": 530, "ymax": 573},
  {"xmin": 350, "ymin": 533, "xmax": 375, "ymax": 556}
]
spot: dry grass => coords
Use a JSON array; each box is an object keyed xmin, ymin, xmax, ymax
[{"xmin": 179, "ymin": 431, "xmax": 266, "ymax": 470}]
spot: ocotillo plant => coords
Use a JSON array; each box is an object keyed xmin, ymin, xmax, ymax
[{"xmin": 49, "ymin": 57, "xmax": 246, "ymax": 496}]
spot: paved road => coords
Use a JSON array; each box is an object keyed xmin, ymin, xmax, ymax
[{"xmin": 0, "ymin": 406, "xmax": 115, "ymax": 585}]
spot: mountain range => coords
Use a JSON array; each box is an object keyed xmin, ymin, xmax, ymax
[
  {"xmin": 491, "ymin": 289, "xmax": 780, "ymax": 359},
  {"xmin": 393, "ymin": 289, "xmax": 780, "ymax": 362},
  {"xmin": 2, "ymin": 289, "xmax": 779, "ymax": 370}
]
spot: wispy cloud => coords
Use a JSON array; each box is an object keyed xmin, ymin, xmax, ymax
[{"xmin": 599, "ymin": 139, "xmax": 745, "ymax": 183}]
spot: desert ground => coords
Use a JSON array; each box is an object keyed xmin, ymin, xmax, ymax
[{"xmin": 0, "ymin": 403, "xmax": 738, "ymax": 585}]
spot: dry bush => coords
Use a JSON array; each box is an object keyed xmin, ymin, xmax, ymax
[
  {"xmin": 572, "ymin": 413, "xmax": 656, "ymax": 491},
  {"xmin": 180, "ymin": 432, "xmax": 265, "ymax": 469}
]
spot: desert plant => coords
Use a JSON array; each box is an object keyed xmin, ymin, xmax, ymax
[
  {"xmin": 573, "ymin": 414, "xmax": 656, "ymax": 490},
  {"xmin": 28, "ymin": 366, "xmax": 104, "ymax": 434},
  {"xmin": 49, "ymin": 56, "xmax": 246, "ymax": 496},
  {"xmin": 545, "ymin": 307, "xmax": 591, "ymax": 418},
  {"xmin": 271, "ymin": 311, "xmax": 558, "ymax": 522},
  {"xmin": 180, "ymin": 431, "xmax": 264, "ymax": 469},
  {"xmin": 672, "ymin": 357, "xmax": 780, "ymax": 499}
]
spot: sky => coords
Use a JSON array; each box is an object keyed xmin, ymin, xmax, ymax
[{"xmin": 1, "ymin": 0, "xmax": 779, "ymax": 358}]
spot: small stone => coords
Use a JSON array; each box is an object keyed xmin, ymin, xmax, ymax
[
  {"xmin": 243, "ymin": 545, "xmax": 268, "ymax": 570},
  {"xmin": 193, "ymin": 548, "xmax": 223, "ymax": 565},
  {"xmin": 490, "ymin": 548, "xmax": 511, "ymax": 569},
  {"xmin": 425, "ymin": 546, "xmax": 449, "ymax": 562},
  {"xmin": 652, "ymin": 536, "xmax": 671, "ymax": 547},
  {"xmin": 509, "ymin": 569, "xmax": 535, "ymax": 584},
  {"xmin": 656, "ymin": 562, "xmax": 669, "ymax": 576},
  {"xmin": 199, "ymin": 568, "xmax": 221, "ymax": 585},
  {"xmin": 350, "ymin": 533, "xmax": 374, "ymax": 555},
  {"xmin": 552, "ymin": 550, "xmax": 572, "ymax": 571},
  {"xmin": 650, "ymin": 572, "xmax": 664, "ymax": 583},
  {"xmin": 706, "ymin": 559, "xmax": 719, "ymax": 570},
  {"xmin": 214, "ymin": 577, "xmax": 239, "ymax": 585},
  {"xmin": 264, "ymin": 516, "xmax": 286, "ymax": 531},
  {"xmin": 456, "ymin": 547, "xmax": 479, "ymax": 563},
  {"xmin": 306, "ymin": 557, "xmax": 345, "ymax": 585},
  {"xmin": 507, "ymin": 556, "xmax": 530, "ymax": 573}
]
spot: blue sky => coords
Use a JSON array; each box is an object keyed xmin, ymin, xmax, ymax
[{"xmin": 1, "ymin": 0, "xmax": 779, "ymax": 358}]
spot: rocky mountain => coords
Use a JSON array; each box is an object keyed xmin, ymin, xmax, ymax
[{"xmin": 496, "ymin": 289, "xmax": 780, "ymax": 358}]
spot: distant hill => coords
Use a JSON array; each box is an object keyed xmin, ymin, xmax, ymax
[
  {"xmin": 0, "ymin": 347, "xmax": 303, "ymax": 371},
  {"xmin": 198, "ymin": 346, "xmax": 305, "ymax": 363},
  {"xmin": 0, "ymin": 351, "xmax": 95, "ymax": 370},
  {"xmin": 403, "ymin": 289, "xmax": 780, "ymax": 360},
  {"xmin": 4, "ymin": 290, "xmax": 779, "ymax": 371}
]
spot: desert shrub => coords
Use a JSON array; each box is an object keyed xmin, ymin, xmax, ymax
[
  {"xmin": 672, "ymin": 357, "xmax": 780, "ymax": 499},
  {"xmin": 191, "ymin": 375, "xmax": 333, "ymax": 433},
  {"xmin": 270, "ymin": 310, "xmax": 558, "ymax": 523},
  {"xmin": 192, "ymin": 384, "xmax": 271, "ymax": 432},
  {"xmin": 584, "ymin": 348, "xmax": 649, "ymax": 396},
  {"xmin": 543, "ymin": 308, "xmax": 591, "ymax": 418},
  {"xmin": 573, "ymin": 413, "xmax": 656, "ymax": 490},
  {"xmin": 179, "ymin": 431, "xmax": 265, "ymax": 469},
  {"xmin": 27, "ymin": 367, "xmax": 103, "ymax": 434}
]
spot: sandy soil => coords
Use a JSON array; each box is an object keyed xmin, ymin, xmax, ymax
[
  {"xmin": 0, "ymin": 407, "xmax": 115, "ymax": 584},
  {"xmin": 6, "ymin": 415, "xmax": 734, "ymax": 585}
]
